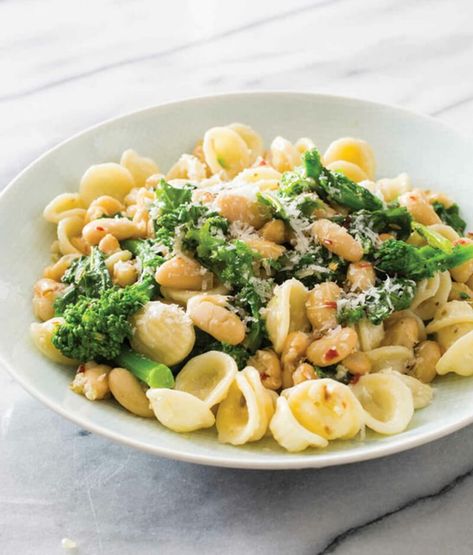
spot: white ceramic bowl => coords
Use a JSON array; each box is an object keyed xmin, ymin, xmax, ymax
[{"xmin": 2, "ymin": 92, "xmax": 473, "ymax": 469}]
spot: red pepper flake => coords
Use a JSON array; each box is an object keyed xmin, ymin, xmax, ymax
[
  {"xmin": 323, "ymin": 301, "xmax": 337, "ymax": 309},
  {"xmin": 455, "ymin": 238, "xmax": 469, "ymax": 246},
  {"xmin": 350, "ymin": 374, "xmax": 361, "ymax": 385},
  {"xmin": 324, "ymin": 347, "xmax": 339, "ymax": 362},
  {"xmin": 96, "ymin": 226, "xmax": 105, "ymax": 232},
  {"xmin": 357, "ymin": 262, "xmax": 372, "ymax": 268},
  {"xmin": 323, "ymin": 239, "xmax": 333, "ymax": 246},
  {"xmin": 260, "ymin": 372, "xmax": 269, "ymax": 381},
  {"xmin": 77, "ymin": 364, "xmax": 86, "ymax": 373},
  {"xmin": 257, "ymin": 157, "xmax": 268, "ymax": 166}
]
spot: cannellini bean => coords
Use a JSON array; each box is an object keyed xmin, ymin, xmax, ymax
[
  {"xmin": 382, "ymin": 317, "xmax": 419, "ymax": 350},
  {"xmin": 450, "ymin": 238, "xmax": 473, "ymax": 283},
  {"xmin": 43, "ymin": 254, "xmax": 81, "ymax": 281},
  {"xmin": 216, "ymin": 192, "xmax": 269, "ymax": 229},
  {"xmin": 82, "ymin": 217, "xmax": 142, "ymax": 245},
  {"xmin": 33, "ymin": 278, "xmax": 65, "ymax": 321},
  {"xmin": 346, "ymin": 261, "xmax": 376, "ymax": 291},
  {"xmin": 113, "ymin": 260, "xmax": 138, "ymax": 287},
  {"xmin": 311, "ymin": 219, "xmax": 363, "ymax": 262},
  {"xmin": 86, "ymin": 196, "xmax": 124, "ymax": 222},
  {"xmin": 326, "ymin": 160, "xmax": 368, "ymax": 183},
  {"xmin": 79, "ymin": 163, "xmax": 136, "ymax": 205},
  {"xmin": 108, "ymin": 367, "xmax": 154, "ymax": 417},
  {"xmin": 248, "ymin": 349, "xmax": 282, "ymax": 390},
  {"xmin": 98, "ymin": 234, "xmax": 120, "ymax": 254},
  {"xmin": 342, "ymin": 351, "xmax": 372, "ymax": 375},
  {"xmin": 120, "ymin": 149, "xmax": 160, "ymax": 187},
  {"xmin": 260, "ymin": 219, "xmax": 286, "ymax": 244},
  {"xmin": 155, "ymin": 255, "xmax": 214, "ymax": 290},
  {"xmin": 426, "ymin": 191, "xmax": 454, "ymax": 208},
  {"xmin": 187, "ymin": 295, "xmax": 246, "ymax": 345},
  {"xmin": 70, "ymin": 362, "xmax": 111, "ymax": 401},
  {"xmin": 412, "ymin": 340, "xmax": 441, "ymax": 383},
  {"xmin": 281, "ymin": 331, "xmax": 312, "ymax": 388},
  {"xmin": 305, "ymin": 282, "xmax": 342, "ymax": 332},
  {"xmin": 398, "ymin": 191, "xmax": 441, "ymax": 225},
  {"xmin": 244, "ymin": 238, "xmax": 285, "ymax": 259},
  {"xmin": 292, "ymin": 363, "xmax": 317, "ymax": 385},
  {"xmin": 306, "ymin": 327, "xmax": 358, "ymax": 367}
]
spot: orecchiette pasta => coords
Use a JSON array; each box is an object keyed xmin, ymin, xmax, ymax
[{"xmin": 31, "ymin": 123, "xmax": 473, "ymax": 453}]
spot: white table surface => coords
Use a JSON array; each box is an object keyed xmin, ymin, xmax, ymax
[{"xmin": 2, "ymin": 1, "xmax": 473, "ymax": 553}]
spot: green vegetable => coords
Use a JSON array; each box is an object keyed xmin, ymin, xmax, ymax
[
  {"xmin": 256, "ymin": 192, "xmax": 289, "ymax": 221},
  {"xmin": 55, "ymin": 248, "xmax": 111, "ymax": 314},
  {"xmin": 337, "ymin": 278, "xmax": 417, "ymax": 325},
  {"xmin": 121, "ymin": 238, "xmax": 165, "ymax": 277},
  {"xmin": 52, "ymin": 278, "xmax": 154, "ymax": 361},
  {"xmin": 432, "ymin": 202, "xmax": 466, "ymax": 235},
  {"xmin": 302, "ymin": 148, "xmax": 383, "ymax": 211},
  {"xmin": 115, "ymin": 347, "xmax": 174, "ymax": 388},
  {"xmin": 374, "ymin": 223, "xmax": 473, "ymax": 280},
  {"xmin": 279, "ymin": 166, "xmax": 317, "ymax": 197}
]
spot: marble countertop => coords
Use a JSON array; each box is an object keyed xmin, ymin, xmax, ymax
[{"xmin": 2, "ymin": 0, "xmax": 473, "ymax": 553}]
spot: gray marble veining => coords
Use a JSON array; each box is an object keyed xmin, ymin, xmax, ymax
[{"xmin": 2, "ymin": 0, "xmax": 473, "ymax": 553}]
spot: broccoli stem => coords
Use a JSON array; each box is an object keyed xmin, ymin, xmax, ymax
[{"xmin": 115, "ymin": 347, "xmax": 175, "ymax": 389}]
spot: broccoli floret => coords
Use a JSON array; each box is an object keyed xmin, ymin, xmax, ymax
[
  {"xmin": 337, "ymin": 278, "xmax": 417, "ymax": 325},
  {"xmin": 52, "ymin": 278, "xmax": 154, "ymax": 362},
  {"xmin": 432, "ymin": 202, "xmax": 466, "ymax": 235},
  {"xmin": 302, "ymin": 148, "xmax": 383, "ymax": 212},
  {"xmin": 55, "ymin": 248, "xmax": 111, "ymax": 314},
  {"xmin": 121, "ymin": 238, "xmax": 165, "ymax": 278},
  {"xmin": 375, "ymin": 224, "xmax": 473, "ymax": 280}
]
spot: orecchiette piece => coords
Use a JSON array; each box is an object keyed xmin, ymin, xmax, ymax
[
  {"xmin": 269, "ymin": 136, "xmax": 301, "ymax": 173},
  {"xmin": 131, "ymin": 301, "xmax": 195, "ymax": 366},
  {"xmin": 270, "ymin": 396, "xmax": 328, "ymax": 452},
  {"xmin": 426, "ymin": 300, "xmax": 473, "ymax": 350},
  {"xmin": 146, "ymin": 389, "xmax": 215, "ymax": 432},
  {"xmin": 326, "ymin": 160, "xmax": 368, "ymax": 183},
  {"xmin": 203, "ymin": 126, "xmax": 251, "ymax": 179},
  {"xmin": 450, "ymin": 238, "xmax": 473, "ymax": 283},
  {"xmin": 57, "ymin": 215, "xmax": 86, "ymax": 255},
  {"xmin": 356, "ymin": 319, "xmax": 385, "ymax": 352},
  {"xmin": 175, "ymin": 351, "xmax": 238, "ymax": 408},
  {"xmin": 436, "ymin": 329, "xmax": 473, "ymax": 376},
  {"xmin": 229, "ymin": 123, "xmax": 264, "ymax": 164},
  {"xmin": 234, "ymin": 166, "xmax": 281, "ymax": 192},
  {"xmin": 414, "ymin": 271, "xmax": 451, "ymax": 321},
  {"xmin": 160, "ymin": 284, "xmax": 229, "ymax": 306},
  {"xmin": 30, "ymin": 318, "xmax": 77, "ymax": 365},
  {"xmin": 79, "ymin": 163, "xmax": 136, "ymax": 205},
  {"xmin": 216, "ymin": 367, "xmax": 274, "ymax": 445},
  {"xmin": 120, "ymin": 149, "xmax": 160, "ymax": 187},
  {"xmin": 43, "ymin": 193, "xmax": 86, "ymax": 223},
  {"xmin": 365, "ymin": 346, "xmax": 414, "ymax": 373},
  {"xmin": 323, "ymin": 137, "xmax": 376, "ymax": 180},
  {"xmin": 380, "ymin": 370, "xmax": 433, "ymax": 410},
  {"xmin": 375, "ymin": 173, "xmax": 412, "ymax": 202},
  {"xmin": 284, "ymin": 379, "xmax": 363, "ymax": 440},
  {"xmin": 350, "ymin": 373, "xmax": 414, "ymax": 435},
  {"xmin": 265, "ymin": 278, "xmax": 310, "ymax": 353}
]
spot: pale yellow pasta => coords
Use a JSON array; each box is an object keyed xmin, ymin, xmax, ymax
[
  {"xmin": 203, "ymin": 126, "xmax": 250, "ymax": 179},
  {"xmin": 428, "ymin": 224, "xmax": 460, "ymax": 243},
  {"xmin": 79, "ymin": 163, "xmax": 135, "ymax": 205},
  {"xmin": 166, "ymin": 154, "xmax": 207, "ymax": 182},
  {"xmin": 410, "ymin": 273, "xmax": 440, "ymax": 310},
  {"xmin": 120, "ymin": 149, "xmax": 160, "ymax": 187},
  {"xmin": 414, "ymin": 271, "xmax": 451, "ymax": 321},
  {"xmin": 375, "ymin": 173, "xmax": 412, "ymax": 202},
  {"xmin": 385, "ymin": 310, "xmax": 427, "ymax": 342},
  {"xmin": 229, "ymin": 123, "xmax": 264, "ymax": 164},
  {"xmin": 365, "ymin": 346, "xmax": 414, "ymax": 373},
  {"xmin": 57, "ymin": 215, "xmax": 86, "ymax": 255},
  {"xmin": 323, "ymin": 137, "xmax": 376, "ymax": 180},
  {"xmin": 356, "ymin": 319, "xmax": 385, "ymax": 351},
  {"xmin": 265, "ymin": 278, "xmax": 310, "ymax": 353},
  {"xmin": 294, "ymin": 137, "xmax": 315, "ymax": 155},
  {"xmin": 160, "ymin": 284, "xmax": 229, "ymax": 306},
  {"xmin": 43, "ymin": 193, "xmax": 86, "ymax": 223},
  {"xmin": 270, "ymin": 396, "xmax": 329, "ymax": 452},
  {"xmin": 350, "ymin": 373, "xmax": 414, "ymax": 435},
  {"xmin": 269, "ymin": 136, "xmax": 301, "ymax": 173},
  {"xmin": 234, "ymin": 166, "xmax": 282, "ymax": 191},
  {"xmin": 104, "ymin": 249, "xmax": 132, "ymax": 274},
  {"xmin": 436, "ymin": 329, "xmax": 473, "ymax": 376},
  {"xmin": 146, "ymin": 389, "xmax": 215, "ymax": 432},
  {"xmin": 426, "ymin": 300, "xmax": 473, "ymax": 350},
  {"xmin": 30, "ymin": 318, "xmax": 77, "ymax": 365},
  {"xmin": 326, "ymin": 160, "xmax": 368, "ymax": 183},
  {"xmin": 131, "ymin": 301, "xmax": 195, "ymax": 366},
  {"xmin": 175, "ymin": 351, "xmax": 238, "ymax": 408},
  {"xmin": 216, "ymin": 367, "xmax": 273, "ymax": 445},
  {"xmin": 380, "ymin": 370, "xmax": 433, "ymax": 409},
  {"xmin": 283, "ymin": 379, "xmax": 363, "ymax": 440}
]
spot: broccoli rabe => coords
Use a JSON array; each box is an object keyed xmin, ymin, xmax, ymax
[
  {"xmin": 337, "ymin": 277, "xmax": 417, "ymax": 325},
  {"xmin": 55, "ymin": 248, "xmax": 112, "ymax": 314},
  {"xmin": 303, "ymin": 149, "xmax": 384, "ymax": 212},
  {"xmin": 115, "ymin": 347, "xmax": 174, "ymax": 388},
  {"xmin": 375, "ymin": 224, "xmax": 473, "ymax": 280},
  {"xmin": 121, "ymin": 238, "xmax": 165, "ymax": 278},
  {"xmin": 432, "ymin": 202, "xmax": 466, "ymax": 235}
]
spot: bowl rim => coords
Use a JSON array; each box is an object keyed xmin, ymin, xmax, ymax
[{"xmin": 3, "ymin": 90, "xmax": 473, "ymax": 469}]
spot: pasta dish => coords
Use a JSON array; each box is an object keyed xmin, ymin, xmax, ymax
[{"xmin": 30, "ymin": 123, "xmax": 473, "ymax": 452}]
